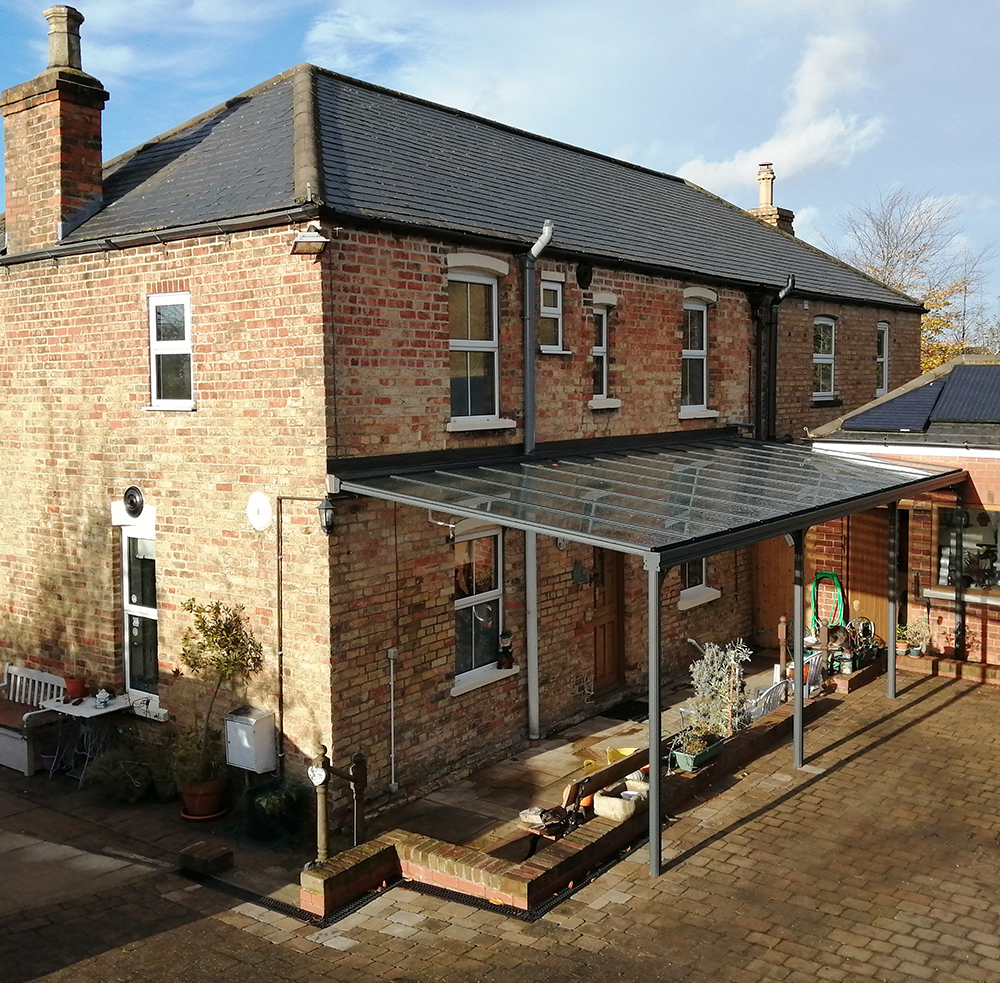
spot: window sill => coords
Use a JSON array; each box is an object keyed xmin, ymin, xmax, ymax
[
  {"xmin": 125, "ymin": 693, "xmax": 169, "ymax": 721},
  {"xmin": 142, "ymin": 403, "xmax": 196, "ymax": 412},
  {"xmin": 810, "ymin": 395, "xmax": 842, "ymax": 408},
  {"xmin": 450, "ymin": 663, "xmax": 520, "ymax": 696},
  {"xmin": 539, "ymin": 348, "xmax": 573, "ymax": 356},
  {"xmin": 588, "ymin": 397, "xmax": 622, "ymax": 411},
  {"xmin": 679, "ymin": 407, "xmax": 720, "ymax": 420},
  {"xmin": 678, "ymin": 585, "xmax": 722, "ymax": 611},
  {"xmin": 446, "ymin": 417, "xmax": 517, "ymax": 432},
  {"xmin": 925, "ymin": 587, "xmax": 1000, "ymax": 608}
]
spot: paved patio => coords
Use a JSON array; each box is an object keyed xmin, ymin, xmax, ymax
[{"xmin": 4, "ymin": 671, "xmax": 1000, "ymax": 981}]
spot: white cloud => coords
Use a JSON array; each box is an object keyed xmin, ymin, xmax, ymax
[{"xmin": 676, "ymin": 29, "xmax": 883, "ymax": 190}]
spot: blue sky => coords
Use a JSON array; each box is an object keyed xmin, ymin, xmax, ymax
[{"xmin": 2, "ymin": 0, "xmax": 997, "ymax": 313}]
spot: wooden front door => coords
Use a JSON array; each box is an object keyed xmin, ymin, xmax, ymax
[{"xmin": 592, "ymin": 548, "xmax": 625, "ymax": 694}]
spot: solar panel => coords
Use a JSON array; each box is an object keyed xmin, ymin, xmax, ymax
[
  {"xmin": 842, "ymin": 381, "xmax": 944, "ymax": 432},
  {"xmin": 929, "ymin": 365, "xmax": 1000, "ymax": 422}
]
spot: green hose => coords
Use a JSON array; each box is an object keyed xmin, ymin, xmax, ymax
[{"xmin": 810, "ymin": 571, "xmax": 846, "ymax": 631}]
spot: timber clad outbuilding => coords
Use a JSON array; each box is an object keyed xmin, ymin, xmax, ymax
[{"xmin": 1, "ymin": 8, "xmax": 956, "ymax": 802}]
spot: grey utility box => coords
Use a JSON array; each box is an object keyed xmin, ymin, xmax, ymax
[{"xmin": 225, "ymin": 705, "xmax": 278, "ymax": 773}]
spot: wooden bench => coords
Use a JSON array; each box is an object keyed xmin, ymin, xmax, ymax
[{"xmin": 0, "ymin": 665, "xmax": 65, "ymax": 776}]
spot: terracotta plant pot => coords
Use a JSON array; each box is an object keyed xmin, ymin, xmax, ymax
[
  {"xmin": 64, "ymin": 677, "xmax": 86, "ymax": 700},
  {"xmin": 179, "ymin": 778, "xmax": 228, "ymax": 819}
]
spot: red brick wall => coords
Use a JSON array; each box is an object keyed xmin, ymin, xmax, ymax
[
  {"xmin": 0, "ymin": 226, "xmax": 333, "ymax": 773},
  {"xmin": 776, "ymin": 300, "xmax": 922, "ymax": 439},
  {"xmin": 326, "ymin": 230, "xmax": 754, "ymax": 458}
]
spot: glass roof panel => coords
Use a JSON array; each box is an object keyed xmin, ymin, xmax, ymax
[{"xmin": 335, "ymin": 436, "xmax": 963, "ymax": 559}]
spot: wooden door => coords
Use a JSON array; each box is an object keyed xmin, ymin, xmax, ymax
[
  {"xmin": 592, "ymin": 548, "xmax": 625, "ymax": 694},
  {"xmin": 847, "ymin": 509, "xmax": 890, "ymax": 642},
  {"xmin": 754, "ymin": 535, "xmax": 794, "ymax": 646}
]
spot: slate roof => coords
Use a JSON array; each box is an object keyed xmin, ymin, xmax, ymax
[
  {"xmin": 51, "ymin": 64, "xmax": 916, "ymax": 309},
  {"xmin": 816, "ymin": 358, "xmax": 1000, "ymax": 448}
]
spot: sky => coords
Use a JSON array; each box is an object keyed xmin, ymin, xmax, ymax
[{"xmin": 1, "ymin": 0, "xmax": 998, "ymax": 314}]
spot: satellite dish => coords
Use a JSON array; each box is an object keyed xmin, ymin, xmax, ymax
[
  {"xmin": 247, "ymin": 492, "xmax": 272, "ymax": 531},
  {"xmin": 123, "ymin": 486, "xmax": 144, "ymax": 519}
]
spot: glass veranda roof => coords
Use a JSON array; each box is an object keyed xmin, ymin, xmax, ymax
[{"xmin": 330, "ymin": 433, "xmax": 964, "ymax": 564}]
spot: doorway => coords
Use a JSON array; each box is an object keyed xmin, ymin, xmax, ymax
[{"xmin": 591, "ymin": 548, "xmax": 625, "ymax": 694}]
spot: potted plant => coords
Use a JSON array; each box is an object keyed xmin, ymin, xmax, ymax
[
  {"xmin": 687, "ymin": 639, "xmax": 752, "ymax": 736},
  {"xmin": 673, "ymin": 639, "xmax": 752, "ymax": 771},
  {"xmin": 672, "ymin": 726, "xmax": 725, "ymax": 772},
  {"xmin": 904, "ymin": 619, "xmax": 931, "ymax": 656},
  {"xmin": 896, "ymin": 623, "xmax": 908, "ymax": 656},
  {"xmin": 174, "ymin": 598, "xmax": 264, "ymax": 818}
]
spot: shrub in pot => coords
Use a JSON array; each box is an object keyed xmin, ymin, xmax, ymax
[
  {"xmin": 173, "ymin": 598, "xmax": 264, "ymax": 817},
  {"xmin": 904, "ymin": 619, "xmax": 931, "ymax": 656}
]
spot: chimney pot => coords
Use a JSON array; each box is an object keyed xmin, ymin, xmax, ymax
[
  {"xmin": 757, "ymin": 162, "xmax": 775, "ymax": 208},
  {"xmin": 44, "ymin": 5, "xmax": 85, "ymax": 71}
]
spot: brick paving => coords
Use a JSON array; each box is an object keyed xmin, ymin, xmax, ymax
[{"xmin": 3, "ymin": 672, "xmax": 1000, "ymax": 981}]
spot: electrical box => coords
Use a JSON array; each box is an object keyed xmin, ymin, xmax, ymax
[{"xmin": 225, "ymin": 705, "xmax": 277, "ymax": 773}]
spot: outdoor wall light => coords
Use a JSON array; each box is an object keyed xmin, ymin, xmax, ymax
[
  {"xmin": 289, "ymin": 225, "xmax": 330, "ymax": 255},
  {"xmin": 317, "ymin": 495, "xmax": 336, "ymax": 535}
]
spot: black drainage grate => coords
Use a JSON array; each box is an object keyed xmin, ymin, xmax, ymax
[{"xmin": 179, "ymin": 871, "xmax": 314, "ymax": 922}]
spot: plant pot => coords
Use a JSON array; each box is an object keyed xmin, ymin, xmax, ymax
[
  {"xmin": 908, "ymin": 645, "xmax": 922, "ymax": 656},
  {"xmin": 64, "ymin": 677, "xmax": 86, "ymax": 700},
  {"xmin": 672, "ymin": 739, "xmax": 725, "ymax": 773},
  {"xmin": 179, "ymin": 778, "xmax": 228, "ymax": 819},
  {"xmin": 593, "ymin": 780, "xmax": 649, "ymax": 823},
  {"xmin": 153, "ymin": 779, "xmax": 177, "ymax": 804}
]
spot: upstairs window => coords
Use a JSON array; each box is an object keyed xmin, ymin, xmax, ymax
[
  {"xmin": 149, "ymin": 293, "xmax": 193, "ymax": 410},
  {"xmin": 812, "ymin": 316, "xmax": 836, "ymax": 398},
  {"xmin": 876, "ymin": 322, "xmax": 889, "ymax": 396},
  {"xmin": 591, "ymin": 306, "xmax": 610, "ymax": 398},
  {"xmin": 681, "ymin": 302, "xmax": 708, "ymax": 409},
  {"xmin": 454, "ymin": 528, "xmax": 503, "ymax": 678},
  {"xmin": 448, "ymin": 273, "xmax": 499, "ymax": 420},
  {"xmin": 538, "ymin": 280, "xmax": 564, "ymax": 352}
]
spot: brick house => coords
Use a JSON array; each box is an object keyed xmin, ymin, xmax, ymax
[
  {"xmin": 811, "ymin": 356, "xmax": 1000, "ymax": 675},
  {"xmin": 0, "ymin": 8, "xmax": 959, "ymax": 803}
]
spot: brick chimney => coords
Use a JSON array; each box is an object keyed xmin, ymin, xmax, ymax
[
  {"xmin": 1, "ymin": 6, "xmax": 109, "ymax": 254},
  {"xmin": 748, "ymin": 162, "xmax": 795, "ymax": 236}
]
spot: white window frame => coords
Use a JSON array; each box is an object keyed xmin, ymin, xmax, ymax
[
  {"xmin": 448, "ymin": 271, "xmax": 500, "ymax": 423},
  {"xmin": 591, "ymin": 306, "xmax": 609, "ymax": 398},
  {"xmin": 813, "ymin": 316, "xmax": 836, "ymax": 398},
  {"xmin": 681, "ymin": 301, "xmax": 708, "ymax": 411},
  {"xmin": 539, "ymin": 280, "xmax": 565, "ymax": 353},
  {"xmin": 121, "ymin": 527, "xmax": 159, "ymax": 704},
  {"xmin": 678, "ymin": 557, "xmax": 721, "ymax": 610},
  {"xmin": 451, "ymin": 527, "xmax": 515, "ymax": 695},
  {"xmin": 875, "ymin": 321, "xmax": 889, "ymax": 396},
  {"xmin": 148, "ymin": 292, "xmax": 193, "ymax": 410}
]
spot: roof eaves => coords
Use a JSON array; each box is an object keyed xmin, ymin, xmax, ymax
[{"xmin": 0, "ymin": 205, "xmax": 320, "ymax": 267}]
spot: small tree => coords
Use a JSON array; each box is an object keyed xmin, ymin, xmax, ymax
[
  {"xmin": 175, "ymin": 598, "xmax": 264, "ymax": 783},
  {"xmin": 687, "ymin": 639, "xmax": 752, "ymax": 737}
]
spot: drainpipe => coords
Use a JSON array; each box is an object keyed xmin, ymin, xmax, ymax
[
  {"xmin": 751, "ymin": 274, "xmax": 794, "ymax": 441},
  {"xmin": 523, "ymin": 220, "xmax": 552, "ymax": 741},
  {"xmin": 523, "ymin": 220, "xmax": 554, "ymax": 457}
]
